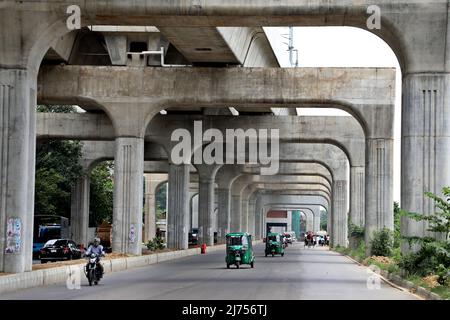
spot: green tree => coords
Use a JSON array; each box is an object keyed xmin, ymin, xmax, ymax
[
  {"xmin": 89, "ymin": 161, "xmax": 114, "ymax": 226},
  {"xmin": 393, "ymin": 201, "xmax": 402, "ymax": 248},
  {"xmin": 370, "ymin": 228, "xmax": 394, "ymax": 256},
  {"xmin": 156, "ymin": 182, "xmax": 167, "ymax": 220},
  {"xmin": 400, "ymin": 187, "xmax": 450, "ymax": 281},
  {"xmin": 35, "ymin": 105, "xmax": 83, "ymax": 218}
]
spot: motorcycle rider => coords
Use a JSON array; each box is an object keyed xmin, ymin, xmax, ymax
[{"xmin": 85, "ymin": 237, "xmax": 105, "ymax": 278}]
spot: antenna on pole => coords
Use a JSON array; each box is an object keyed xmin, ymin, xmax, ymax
[{"xmin": 282, "ymin": 27, "xmax": 298, "ymax": 67}]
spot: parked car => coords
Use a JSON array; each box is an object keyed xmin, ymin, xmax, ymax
[{"xmin": 39, "ymin": 239, "xmax": 83, "ymax": 263}]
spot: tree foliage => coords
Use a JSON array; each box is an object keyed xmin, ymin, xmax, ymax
[
  {"xmin": 156, "ymin": 182, "xmax": 167, "ymax": 220},
  {"xmin": 35, "ymin": 105, "xmax": 114, "ymax": 229},
  {"xmin": 399, "ymin": 187, "xmax": 450, "ymax": 282},
  {"xmin": 89, "ymin": 161, "xmax": 114, "ymax": 226},
  {"xmin": 393, "ymin": 201, "xmax": 402, "ymax": 247},
  {"xmin": 370, "ymin": 228, "xmax": 394, "ymax": 257},
  {"xmin": 35, "ymin": 105, "xmax": 83, "ymax": 217}
]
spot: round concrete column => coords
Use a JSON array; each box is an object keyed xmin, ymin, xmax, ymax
[
  {"xmin": 70, "ymin": 174, "xmax": 90, "ymax": 247},
  {"xmin": 167, "ymin": 164, "xmax": 190, "ymax": 250},
  {"xmin": 241, "ymin": 199, "xmax": 249, "ymax": 232},
  {"xmin": 217, "ymin": 187, "xmax": 231, "ymax": 243},
  {"xmin": 401, "ymin": 73, "xmax": 450, "ymax": 252},
  {"xmin": 0, "ymin": 69, "xmax": 36, "ymax": 273},
  {"xmin": 332, "ymin": 180, "xmax": 348, "ymax": 247},
  {"xmin": 350, "ymin": 166, "xmax": 365, "ymax": 227},
  {"xmin": 143, "ymin": 174, "xmax": 167, "ymax": 243},
  {"xmin": 230, "ymin": 194, "xmax": 241, "ymax": 232},
  {"xmin": 112, "ymin": 137, "xmax": 144, "ymax": 255},
  {"xmin": 365, "ymin": 138, "xmax": 394, "ymax": 253},
  {"xmin": 198, "ymin": 177, "xmax": 215, "ymax": 246}
]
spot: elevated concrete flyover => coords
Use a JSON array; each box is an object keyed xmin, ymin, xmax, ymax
[
  {"xmin": 1, "ymin": 0, "xmax": 446, "ymax": 275},
  {"xmin": 37, "ymin": 66, "xmax": 394, "ymax": 249},
  {"xmin": 36, "ymin": 112, "xmax": 365, "ymax": 225},
  {"xmin": 36, "ymin": 113, "xmax": 370, "ymax": 249}
]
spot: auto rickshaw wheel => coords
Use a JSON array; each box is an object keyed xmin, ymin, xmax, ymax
[
  {"xmin": 271, "ymin": 253, "xmax": 274, "ymax": 257},
  {"xmin": 281, "ymin": 252, "xmax": 284, "ymax": 257},
  {"xmin": 265, "ymin": 253, "xmax": 267, "ymax": 257},
  {"xmin": 251, "ymin": 261, "xmax": 254, "ymax": 268},
  {"xmin": 235, "ymin": 263, "xmax": 240, "ymax": 269},
  {"xmin": 226, "ymin": 264, "xmax": 230, "ymax": 269}
]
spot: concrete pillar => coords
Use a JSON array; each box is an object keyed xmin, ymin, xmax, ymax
[
  {"xmin": 254, "ymin": 196, "xmax": 263, "ymax": 240},
  {"xmin": 313, "ymin": 209, "xmax": 321, "ymax": 233},
  {"xmin": 167, "ymin": 164, "xmax": 190, "ymax": 249},
  {"xmin": 327, "ymin": 208, "xmax": 332, "ymax": 236},
  {"xmin": 0, "ymin": 69, "xmax": 36, "ymax": 273},
  {"xmin": 70, "ymin": 175, "xmax": 90, "ymax": 247},
  {"xmin": 350, "ymin": 166, "xmax": 365, "ymax": 227},
  {"xmin": 112, "ymin": 137, "xmax": 144, "ymax": 255},
  {"xmin": 401, "ymin": 74, "xmax": 450, "ymax": 252},
  {"xmin": 365, "ymin": 138, "xmax": 394, "ymax": 253},
  {"xmin": 217, "ymin": 188, "xmax": 231, "ymax": 243},
  {"xmin": 305, "ymin": 211, "xmax": 314, "ymax": 233},
  {"xmin": 230, "ymin": 194, "xmax": 241, "ymax": 232},
  {"xmin": 143, "ymin": 178, "xmax": 156, "ymax": 244},
  {"xmin": 287, "ymin": 210, "xmax": 292, "ymax": 231},
  {"xmin": 198, "ymin": 177, "xmax": 215, "ymax": 246},
  {"xmin": 189, "ymin": 191, "xmax": 198, "ymax": 231},
  {"xmin": 191, "ymin": 193, "xmax": 199, "ymax": 229},
  {"xmin": 241, "ymin": 199, "xmax": 249, "ymax": 232},
  {"xmin": 332, "ymin": 180, "xmax": 348, "ymax": 247},
  {"xmin": 143, "ymin": 174, "xmax": 167, "ymax": 243},
  {"xmin": 248, "ymin": 196, "xmax": 257, "ymax": 236}
]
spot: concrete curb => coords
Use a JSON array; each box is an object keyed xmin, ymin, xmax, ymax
[
  {"xmin": 0, "ymin": 242, "xmax": 247, "ymax": 296},
  {"xmin": 340, "ymin": 253, "xmax": 443, "ymax": 300}
]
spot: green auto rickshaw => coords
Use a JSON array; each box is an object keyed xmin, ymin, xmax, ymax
[
  {"xmin": 225, "ymin": 232, "xmax": 255, "ymax": 269},
  {"xmin": 265, "ymin": 232, "xmax": 285, "ymax": 257}
]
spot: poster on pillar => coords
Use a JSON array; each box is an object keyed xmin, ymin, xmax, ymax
[
  {"xmin": 5, "ymin": 218, "xmax": 22, "ymax": 254},
  {"xmin": 129, "ymin": 224, "xmax": 136, "ymax": 243}
]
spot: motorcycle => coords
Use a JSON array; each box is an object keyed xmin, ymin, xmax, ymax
[{"xmin": 84, "ymin": 253, "xmax": 102, "ymax": 286}]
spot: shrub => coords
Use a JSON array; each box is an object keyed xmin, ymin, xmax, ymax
[
  {"xmin": 352, "ymin": 240, "xmax": 366, "ymax": 260},
  {"xmin": 370, "ymin": 228, "xmax": 394, "ymax": 257},
  {"xmin": 146, "ymin": 237, "xmax": 165, "ymax": 251},
  {"xmin": 435, "ymin": 264, "xmax": 449, "ymax": 286},
  {"xmin": 399, "ymin": 240, "xmax": 450, "ymax": 277},
  {"xmin": 349, "ymin": 222, "xmax": 365, "ymax": 238}
]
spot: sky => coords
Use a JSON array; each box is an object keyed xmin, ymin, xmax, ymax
[{"xmin": 264, "ymin": 26, "xmax": 402, "ymax": 202}]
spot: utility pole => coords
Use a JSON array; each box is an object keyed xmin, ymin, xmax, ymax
[{"xmin": 283, "ymin": 27, "xmax": 298, "ymax": 67}]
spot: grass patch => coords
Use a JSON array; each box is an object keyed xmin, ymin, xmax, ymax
[
  {"xmin": 430, "ymin": 285, "xmax": 450, "ymax": 300},
  {"xmin": 332, "ymin": 244, "xmax": 449, "ymax": 300}
]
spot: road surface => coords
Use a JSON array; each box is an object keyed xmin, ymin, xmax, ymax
[{"xmin": 1, "ymin": 244, "xmax": 417, "ymax": 300}]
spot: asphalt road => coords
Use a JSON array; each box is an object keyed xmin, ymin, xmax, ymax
[{"xmin": 1, "ymin": 244, "xmax": 417, "ymax": 300}]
